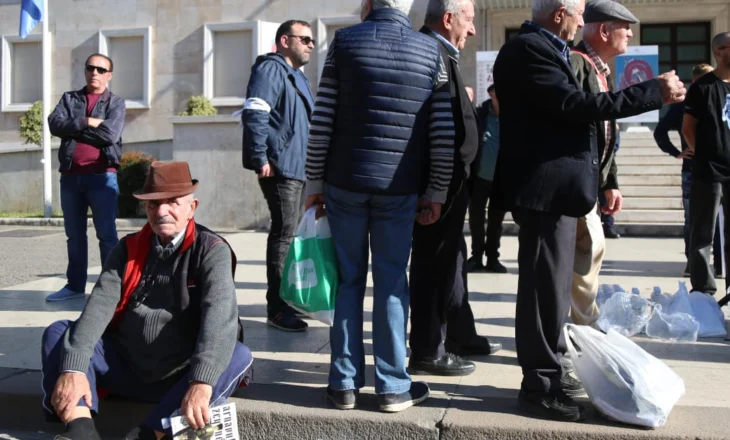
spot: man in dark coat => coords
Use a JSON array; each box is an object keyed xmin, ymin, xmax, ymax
[
  {"xmin": 493, "ymin": 0, "xmax": 685, "ymax": 422},
  {"xmin": 408, "ymin": 0, "xmax": 502, "ymax": 379}
]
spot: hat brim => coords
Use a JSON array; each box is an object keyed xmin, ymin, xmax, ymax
[{"xmin": 132, "ymin": 181, "xmax": 199, "ymax": 201}]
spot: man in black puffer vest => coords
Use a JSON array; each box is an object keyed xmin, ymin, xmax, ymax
[
  {"xmin": 305, "ymin": 0, "xmax": 453, "ymax": 413},
  {"xmin": 40, "ymin": 162, "xmax": 251, "ymax": 440},
  {"xmin": 408, "ymin": 0, "xmax": 502, "ymax": 378}
]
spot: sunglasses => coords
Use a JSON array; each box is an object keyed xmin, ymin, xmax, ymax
[
  {"xmin": 288, "ymin": 35, "xmax": 316, "ymax": 46},
  {"xmin": 85, "ymin": 65, "xmax": 111, "ymax": 74}
]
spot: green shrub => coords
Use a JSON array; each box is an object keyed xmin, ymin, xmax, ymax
[
  {"xmin": 117, "ymin": 151, "xmax": 155, "ymax": 218},
  {"xmin": 20, "ymin": 101, "xmax": 43, "ymax": 146},
  {"xmin": 179, "ymin": 95, "xmax": 217, "ymax": 116}
]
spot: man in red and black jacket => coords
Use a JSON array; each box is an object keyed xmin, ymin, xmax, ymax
[
  {"xmin": 47, "ymin": 53, "xmax": 126, "ymax": 302},
  {"xmin": 40, "ymin": 162, "xmax": 251, "ymax": 440}
]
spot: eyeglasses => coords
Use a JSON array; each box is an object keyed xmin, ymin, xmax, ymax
[
  {"xmin": 287, "ymin": 35, "xmax": 316, "ymax": 46},
  {"xmin": 85, "ymin": 65, "xmax": 110, "ymax": 74}
]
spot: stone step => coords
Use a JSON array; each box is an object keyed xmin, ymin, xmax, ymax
[
  {"xmin": 620, "ymin": 185, "xmax": 682, "ymax": 197},
  {"xmin": 620, "ymin": 165, "xmax": 682, "ymax": 175},
  {"xmin": 615, "ymin": 155, "xmax": 681, "ymax": 166},
  {"xmin": 622, "ymin": 197, "xmax": 683, "ymax": 210},
  {"xmin": 614, "ymin": 209, "xmax": 684, "ymax": 223},
  {"xmin": 621, "ymin": 174, "xmax": 682, "ymax": 185},
  {"xmin": 618, "ymin": 147, "xmax": 671, "ymax": 156}
]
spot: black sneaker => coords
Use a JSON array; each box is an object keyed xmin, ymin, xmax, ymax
[
  {"xmin": 445, "ymin": 336, "xmax": 502, "ymax": 356},
  {"xmin": 560, "ymin": 373, "xmax": 586, "ymax": 397},
  {"xmin": 518, "ymin": 388, "xmax": 586, "ymax": 422},
  {"xmin": 485, "ymin": 259, "xmax": 508, "ymax": 273},
  {"xmin": 465, "ymin": 256, "xmax": 486, "ymax": 273},
  {"xmin": 267, "ymin": 311, "xmax": 308, "ymax": 332},
  {"xmin": 408, "ymin": 353, "xmax": 476, "ymax": 376},
  {"xmin": 326, "ymin": 387, "xmax": 359, "ymax": 410},
  {"xmin": 378, "ymin": 381, "xmax": 430, "ymax": 413}
]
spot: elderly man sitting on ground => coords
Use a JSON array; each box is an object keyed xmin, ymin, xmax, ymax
[{"xmin": 41, "ymin": 161, "xmax": 252, "ymax": 440}]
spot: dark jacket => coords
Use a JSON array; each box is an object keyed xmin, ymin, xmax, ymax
[
  {"xmin": 654, "ymin": 102, "xmax": 692, "ymax": 173},
  {"xmin": 48, "ymin": 87, "xmax": 126, "ymax": 172},
  {"xmin": 570, "ymin": 41, "xmax": 619, "ymax": 192},
  {"xmin": 493, "ymin": 23, "xmax": 663, "ymax": 218},
  {"xmin": 421, "ymin": 27, "xmax": 480, "ymax": 184},
  {"xmin": 242, "ymin": 53, "xmax": 313, "ymax": 181},
  {"xmin": 322, "ymin": 8, "xmax": 441, "ymax": 195}
]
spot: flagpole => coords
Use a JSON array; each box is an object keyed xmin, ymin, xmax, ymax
[{"xmin": 41, "ymin": 0, "xmax": 52, "ymax": 218}]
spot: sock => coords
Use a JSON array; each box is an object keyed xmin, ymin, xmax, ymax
[{"xmin": 63, "ymin": 417, "xmax": 102, "ymax": 440}]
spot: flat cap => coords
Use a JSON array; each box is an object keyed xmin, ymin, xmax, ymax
[{"xmin": 584, "ymin": 0, "xmax": 639, "ymax": 24}]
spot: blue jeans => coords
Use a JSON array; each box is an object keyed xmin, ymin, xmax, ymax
[
  {"xmin": 682, "ymin": 171, "xmax": 721, "ymax": 265},
  {"xmin": 60, "ymin": 172, "xmax": 120, "ymax": 293},
  {"xmin": 41, "ymin": 320, "xmax": 253, "ymax": 433},
  {"xmin": 325, "ymin": 184, "xmax": 417, "ymax": 395}
]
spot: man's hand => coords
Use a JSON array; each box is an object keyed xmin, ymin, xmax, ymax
[
  {"xmin": 657, "ymin": 70, "xmax": 686, "ymax": 105},
  {"xmin": 678, "ymin": 148, "xmax": 694, "ymax": 159},
  {"xmin": 87, "ymin": 118, "xmax": 104, "ymax": 128},
  {"xmin": 258, "ymin": 163, "xmax": 275, "ymax": 179},
  {"xmin": 51, "ymin": 372, "xmax": 93, "ymax": 424},
  {"xmin": 181, "ymin": 382, "xmax": 213, "ymax": 430},
  {"xmin": 305, "ymin": 194, "xmax": 325, "ymax": 211},
  {"xmin": 602, "ymin": 189, "xmax": 624, "ymax": 216},
  {"xmin": 416, "ymin": 199, "xmax": 442, "ymax": 225}
]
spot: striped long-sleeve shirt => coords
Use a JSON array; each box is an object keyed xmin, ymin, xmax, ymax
[{"xmin": 305, "ymin": 40, "xmax": 456, "ymax": 203}]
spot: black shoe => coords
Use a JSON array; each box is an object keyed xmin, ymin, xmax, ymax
[
  {"xmin": 518, "ymin": 388, "xmax": 586, "ymax": 422},
  {"xmin": 408, "ymin": 353, "xmax": 476, "ymax": 376},
  {"xmin": 485, "ymin": 259, "xmax": 508, "ymax": 273},
  {"xmin": 603, "ymin": 227, "xmax": 620, "ymax": 239},
  {"xmin": 465, "ymin": 256, "xmax": 486, "ymax": 273},
  {"xmin": 124, "ymin": 426, "xmax": 168, "ymax": 440},
  {"xmin": 378, "ymin": 381, "xmax": 430, "ymax": 413},
  {"xmin": 267, "ymin": 312, "xmax": 308, "ymax": 332},
  {"xmin": 445, "ymin": 336, "xmax": 502, "ymax": 356},
  {"xmin": 560, "ymin": 373, "xmax": 586, "ymax": 397},
  {"xmin": 327, "ymin": 387, "xmax": 358, "ymax": 410}
]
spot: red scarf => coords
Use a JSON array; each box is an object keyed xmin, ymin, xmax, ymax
[{"xmin": 107, "ymin": 220, "xmax": 196, "ymax": 331}]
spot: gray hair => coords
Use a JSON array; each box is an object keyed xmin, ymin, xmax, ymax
[
  {"xmin": 532, "ymin": 0, "xmax": 581, "ymax": 21},
  {"xmin": 367, "ymin": 0, "xmax": 415, "ymax": 14},
  {"xmin": 582, "ymin": 21, "xmax": 620, "ymax": 37},
  {"xmin": 424, "ymin": 0, "xmax": 475, "ymax": 25}
]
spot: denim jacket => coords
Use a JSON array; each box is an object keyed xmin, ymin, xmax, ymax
[
  {"xmin": 241, "ymin": 53, "xmax": 313, "ymax": 181},
  {"xmin": 48, "ymin": 87, "xmax": 126, "ymax": 172}
]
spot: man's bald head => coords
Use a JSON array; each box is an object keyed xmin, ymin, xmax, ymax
[{"xmin": 712, "ymin": 32, "xmax": 730, "ymax": 51}]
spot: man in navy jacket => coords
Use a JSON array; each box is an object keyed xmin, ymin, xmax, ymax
[
  {"xmin": 242, "ymin": 20, "xmax": 314, "ymax": 332},
  {"xmin": 493, "ymin": 0, "xmax": 685, "ymax": 422}
]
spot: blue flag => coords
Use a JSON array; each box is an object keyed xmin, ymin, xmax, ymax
[{"xmin": 19, "ymin": 0, "xmax": 43, "ymax": 39}]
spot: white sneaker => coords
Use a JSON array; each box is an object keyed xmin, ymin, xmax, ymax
[{"xmin": 46, "ymin": 287, "xmax": 85, "ymax": 302}]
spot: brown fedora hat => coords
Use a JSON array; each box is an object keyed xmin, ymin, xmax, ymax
[{"xmin": 133, "ymin": 161, "xmax": 199, "ymax": 200}]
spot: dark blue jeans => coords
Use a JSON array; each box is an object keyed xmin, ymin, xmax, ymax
[
  {"xmin": 60, "ymin": 172, "xmax": 119, "ymax": 293},
  {"xmin": 324, "ymin": 184, "xmax": 417, "ymax": 395},
  {"xmin": 41, "ymin": 320, "xmax": 253, "ymax": 433}
]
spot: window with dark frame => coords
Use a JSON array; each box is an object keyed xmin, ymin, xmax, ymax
[{"xmin": 640, "ymin": 22, "xmax": 711, "ymax": 84}]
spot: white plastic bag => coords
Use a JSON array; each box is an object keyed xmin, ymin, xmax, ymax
[
  {"xmin": 645, "ymin": 304, "xmax": 699, "ymax": 342},
  {"xmin": 689, "ymin": 292, "xmax": 727, "ymax": 338},
  {"xmin": 650, "ymin": 282, "xmax": 693, "ymax": 317},
  {"xmin": 565, "ymin": 324, "xmax": 685, "ymax": 428},
  {"xmin": 596, "ymin": 291, "xmax": 652, "ymax": 337}
]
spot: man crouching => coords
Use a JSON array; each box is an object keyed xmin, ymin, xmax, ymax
[{"xmin": 41, "ymin": 161, "xmax": 252, "ymax": 440}]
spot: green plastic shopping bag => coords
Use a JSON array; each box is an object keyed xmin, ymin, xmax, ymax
[{"xmin": 280, "ymin": 207, "xmax": 338, "ymax": 326}]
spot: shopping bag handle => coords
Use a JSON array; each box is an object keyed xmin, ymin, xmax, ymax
[{"xmin": 296, "ymin": 207, "xmax": 318, "ymax": 239}]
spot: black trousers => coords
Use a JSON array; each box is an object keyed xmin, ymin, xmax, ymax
[
  {"xmin": 513, "ymin": 208, "xmax": 576, "ymax": 394},
  {"xmin": 468, "ymin": 178, "xmax": 507, "ymax": 260},
  {"xmin": 689, "ymin": 178, "xmax": 730, "ymax": 294},
  {"xmin": 409, "ymin": 180, "xmax": 478, "ymax": 360},
  {"xmin": 259, "ymin": 175, "xmax": 305, "ymax": 317}
]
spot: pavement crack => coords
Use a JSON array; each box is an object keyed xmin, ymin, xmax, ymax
[
  {"xmin": 435, "ymin": 376, "xmax": 462, "ymax": 440},
  {"xmin": 0, "ymin": 369, "xmax": 31, "ymax": 382}
]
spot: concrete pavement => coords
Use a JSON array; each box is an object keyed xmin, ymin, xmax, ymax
[{"xmin": 0, "ymin": 228, "xmax": 728, "ymax": 439}]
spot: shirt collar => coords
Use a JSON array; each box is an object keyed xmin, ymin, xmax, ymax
[
  {"xmin": 583, "ymin": 41, "xmax": 611, "ymax": 76},
  {"xmin": 524, "ymin": 21, "xmax": 570, "ymax": 61},
  {"xmin": 430, "ymin": 29, "xmax": 459, "ymax": 58},
  {"xmin": 155, "ymin": 227, "xmax": 186, "ymax": 249}
]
